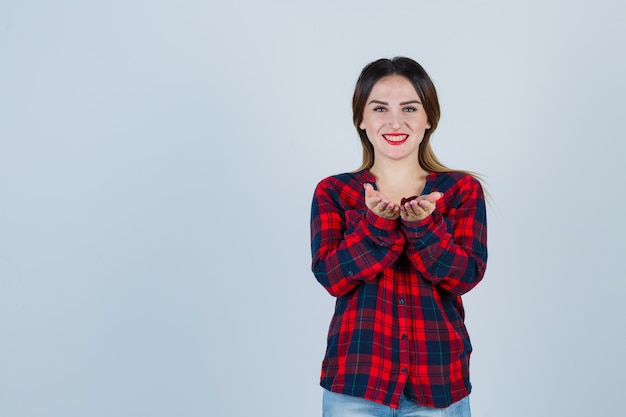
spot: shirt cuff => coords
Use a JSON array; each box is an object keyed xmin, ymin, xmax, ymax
[
  {"xmin": 400, "ymin": 215, "xmax": 432, "ymax": 232},
  {"xmin": 365, "ymin": 209, "xmax": 399, "ymax": 231},
  {"xmin": 364, "ymin": 209, "xmax": 402, "ymax": 247}
]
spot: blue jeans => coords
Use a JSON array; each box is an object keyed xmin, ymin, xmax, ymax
[{"xmin": 322, "ymin": 389, "xmax": 471, "ymax": 417}]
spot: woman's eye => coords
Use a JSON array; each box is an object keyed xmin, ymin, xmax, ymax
[
  {"xmin": 373, "ymin": 107, "xmax": 386, "ymax": 112},
  {"xmin": 404, "ymin": 107, "xmax": 417, "ymax": 112}
]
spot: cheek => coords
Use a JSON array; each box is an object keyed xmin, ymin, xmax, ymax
[
  {"xmin": 364, "ymin": 118, "xmax": 385, "ymax": 132},
  {"xmin": 416, "ymin": 117, "xmax": 430, "ymax": 129}
]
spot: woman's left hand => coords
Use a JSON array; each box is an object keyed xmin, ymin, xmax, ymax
[{"xmin": 400, "ymin": 192, "xmax": 443, "ymax": 222}]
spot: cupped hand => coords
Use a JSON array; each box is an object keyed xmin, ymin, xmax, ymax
[
  {"xmin": 364, "ymin": 183, "xmax": 400, "ymax": 220},
  {"xmin": 399, "ymin": 191, "xmax": 443, "ymax": 222}
]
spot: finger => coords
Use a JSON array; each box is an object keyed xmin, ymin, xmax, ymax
[
  {"xmin": 375, "ymin": 201, "xmax": 398, "ymax": 219},
  {"xmin": 376, "ymin": 200, "xmax": 394, "ymax": 214},
  {"xmin": 423, "ymin": 191, "xmax": 443, "ymax": 203},
  {"xmin": 400, "ymin": 202, "xmax": 418, "ymax": 219},
  {"xmin": 417, "ymin": 199, "xmax": 435, "ymax": 211},
  {"xmin": 384, "ymin": 201, "xmax": 396, "ymax": 213},
  {"xmin": 365, "ymin": 184, "xmax": 387, "ymax": 205}
]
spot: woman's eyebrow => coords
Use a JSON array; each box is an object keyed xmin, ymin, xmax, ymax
[
  {"xmin": 400, "ymin": 100, "xmax": 422, "ymax": 105},
  {"xmin": 367, "ymin": 99, "xmax": 423, "ymax": 106}
]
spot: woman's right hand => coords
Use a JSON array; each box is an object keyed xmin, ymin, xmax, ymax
[{"xmin": 364, "ymin": 183, "xmax": 400, "ymax": 220}]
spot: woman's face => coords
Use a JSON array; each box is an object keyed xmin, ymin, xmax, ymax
[{"xmin": 359, "ymin": 75, "xmax": 431, "ymax": 164}]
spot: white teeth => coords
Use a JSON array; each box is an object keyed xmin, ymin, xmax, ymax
[{"xmin": 383, "ymin": 135, "xmax": 408, "ymax": 142}]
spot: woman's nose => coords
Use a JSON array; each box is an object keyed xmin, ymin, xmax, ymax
[{"xmin": 388, "ymin": 111, "xmax": 401, "ymax": 129}]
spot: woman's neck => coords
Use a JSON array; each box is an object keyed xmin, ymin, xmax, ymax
[{"xmin": 369, "ymin": 159, "xmax": 428, "ymax": 185}]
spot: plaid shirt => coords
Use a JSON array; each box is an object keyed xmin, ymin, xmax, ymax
[{"xmin": 310, "ymin": 170, "xmax": 487, "ymax": 408}]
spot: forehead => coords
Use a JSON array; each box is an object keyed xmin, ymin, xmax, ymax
[{"xmin": 369, "ymin": 75, "xmax": 419, "ymax": 100}]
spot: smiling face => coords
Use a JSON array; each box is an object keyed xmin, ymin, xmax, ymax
[{"xmin": 359, "ymin": 74, "xmax": 431, "ymax": 165}]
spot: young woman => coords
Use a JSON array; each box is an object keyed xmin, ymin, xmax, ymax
[{"xmin": 310, "ymin": 57, "xmax": 488, "ymax": 416}]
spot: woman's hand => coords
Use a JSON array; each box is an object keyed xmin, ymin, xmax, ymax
[
  {"xmin": 400, "ymin": 192, "xmax": 443, "ymax": 222},
  {"xmin": 364, "ymin": 183, "xmax": 400, "ymax": 220}
]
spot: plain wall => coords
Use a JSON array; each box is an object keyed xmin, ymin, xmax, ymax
[{"xmin": 1, "ymin": 1, "xmax": 625, "ymax": 416}]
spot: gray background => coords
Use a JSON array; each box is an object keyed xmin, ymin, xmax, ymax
[{"xmin": 1, "ymin": 1, "xmax": 624, "ymax": 416}]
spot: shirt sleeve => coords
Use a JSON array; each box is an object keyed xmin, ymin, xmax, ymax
[
  {"xmin": 400, "ymin": 176, "xmax": 488, "ymax": 296},
  {"xmin": 310, "ymin": 179, "xmax": 405, "ymax": 297}
]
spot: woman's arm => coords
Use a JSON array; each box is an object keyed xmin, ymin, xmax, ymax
[
  {"xmin": 401, "ymin": 176, "xmax": 488, "ymax": 296},
  {"xmin": 310, "ymin": 180, "xmax": 405, "ymax": 297}
]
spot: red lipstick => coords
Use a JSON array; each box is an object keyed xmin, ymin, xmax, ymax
[{"xmin": 383, "ymin": 133, "xmax": 408, "ymax": 146}]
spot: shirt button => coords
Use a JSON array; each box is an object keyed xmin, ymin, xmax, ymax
[
  {"xmin": 402, "ymin": 334, "xmax": 408, "ymax": 340},
  {"xmin": 398, "ymin": 299, "xmax": 405, "ymax": 305},
  {"xmin": 402, "ymin": 368, "xmax": 409, "ymax": 374}
]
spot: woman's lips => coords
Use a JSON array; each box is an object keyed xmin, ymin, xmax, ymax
[{"xmin": 383, "ymin": 134, "xmax": 408, "ymax": 145}]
